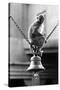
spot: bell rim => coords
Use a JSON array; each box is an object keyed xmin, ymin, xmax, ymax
[{"xmin": 26, "ymin": 65, "xmax": 45, "ymax": 72}]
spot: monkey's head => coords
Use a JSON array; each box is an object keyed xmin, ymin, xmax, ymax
[{"xmin": 37, "ymin": 15, "xmax": 44, "ymax": 24}]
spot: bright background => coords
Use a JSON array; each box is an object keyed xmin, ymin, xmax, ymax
[{"xmin": 10, "ymin": 3, "xmax": 58, "ymax": 64}]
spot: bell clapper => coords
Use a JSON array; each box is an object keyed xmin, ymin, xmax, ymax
[{"xmin": 33, "ymin": 72, "xmax": 39, "ymax": 79}]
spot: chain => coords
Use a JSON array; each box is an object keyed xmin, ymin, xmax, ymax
[
  {"xmin": 9, "ymin": 16, "xmax": 31, "ymax": 45},
  {"xmin": 46, "ymin": 23, "xmax": 58, "ymax": 41}
]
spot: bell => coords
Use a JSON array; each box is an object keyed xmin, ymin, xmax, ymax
[{"xmin": 26, "ymin": 55, "xmax": 45, "ymax": 72}]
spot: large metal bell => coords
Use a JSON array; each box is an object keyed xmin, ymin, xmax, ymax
[{"xmin": 26, "ymin": 55, "xmax": 45, "ymax": 72}]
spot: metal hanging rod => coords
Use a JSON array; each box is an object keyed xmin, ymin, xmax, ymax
[
  {"xmin": 9, "ymin": 16, "xmax": 31, "ymax": 45},
  {"xmin": 46, "ymin": 23, "xmax": 58, "ymax": 41}
]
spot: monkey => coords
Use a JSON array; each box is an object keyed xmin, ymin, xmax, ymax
[{"xmin": 28, "ymin": 15, "xmax": 45, "ymax": 54}]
